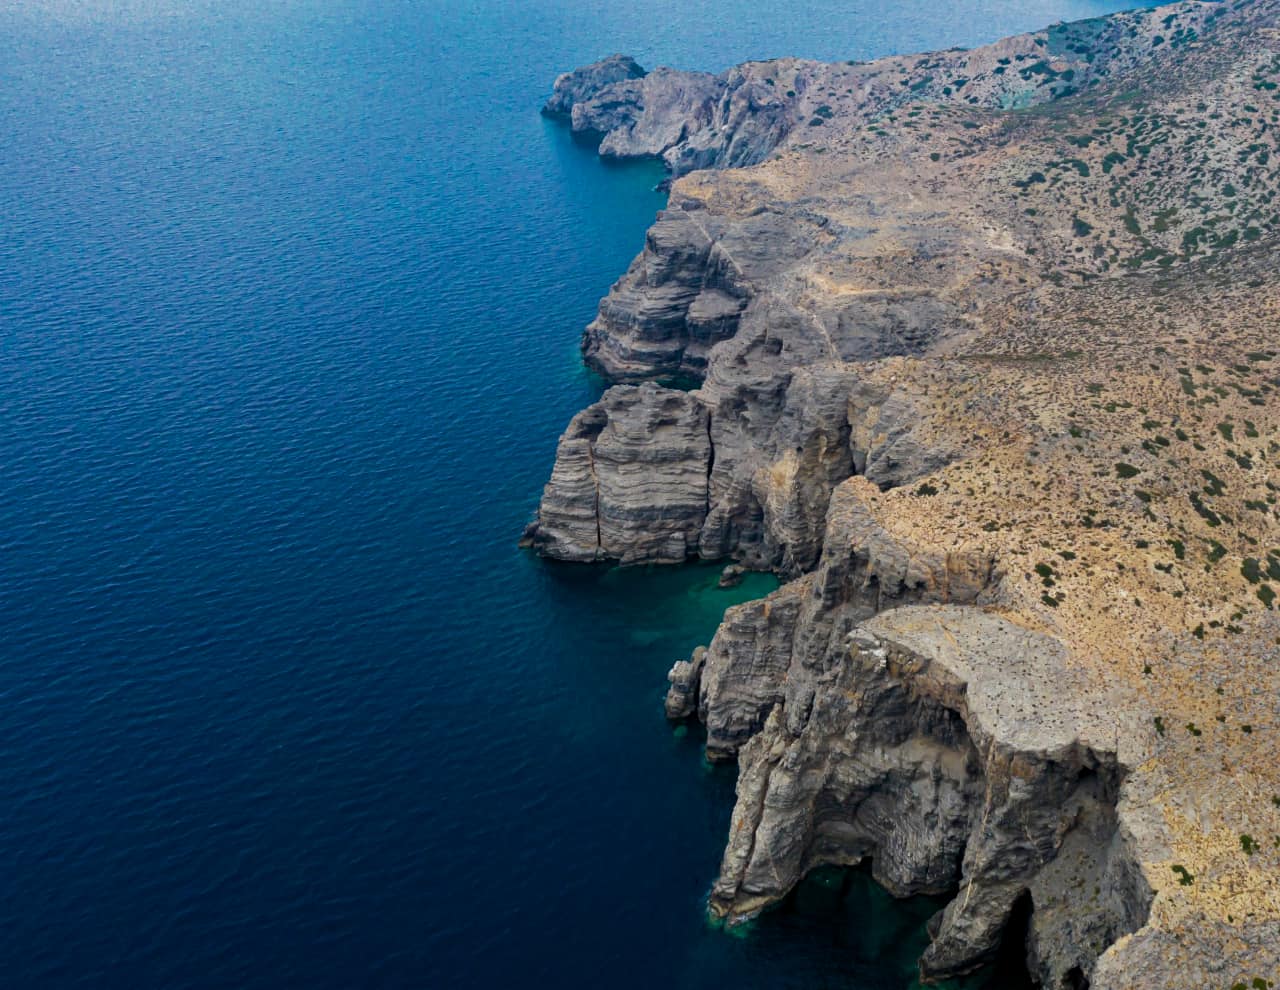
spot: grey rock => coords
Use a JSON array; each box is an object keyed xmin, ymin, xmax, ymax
[
  {"xmin": 717, "ymin": 564, "xmax": 745, "ymax": 588},
  {"xmin": 524, "ymin": 382, "xmax": 710, "ymax": 565},
  {"xmin": 696, "ymin": 479, "xmax": 995, "ymax": 760},
  {"xmin": 697, "ymin": 581, "xmax": 806, "ymax": 761},
  {"xmin": 542, "ymin": 54, "xmax": 646, "ymax": 118},
  {"xmin": 663, "ymin": 63, "xmax": 797, "ymax": 174},
  {"xmin": 664, "ymin": 645, "xmax": 706, "ymax": 720},
  {"xmin": 582, "ymin": 202, "xmax": 745, "ymax": 383},
  {"xmin": 561, "ymin": 177, "xmax": 962, "ymax": 570},
  {"xmin": 708, "ymin": 606, "xmax": 1150, "ymax": 989},
  {"xmin": 849, "ymin": 383, "xmax": 958, "ymax": 490},
  {"xmin": 530, "ymin": 341, "xmax": 957, "ymax": 571},
  {"xmin": 558, "ymin": 61, "xmax": 795, "ymax": 175},
  {"xmin": 574, "ymin": 69, "xmax": 726, "ymax": 164}
]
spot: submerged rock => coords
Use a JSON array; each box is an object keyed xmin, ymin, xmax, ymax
[{"xmin": 716, "ymin": 564, "xmax": 745, "ymax": 588}]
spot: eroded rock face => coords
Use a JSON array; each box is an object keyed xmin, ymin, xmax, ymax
[
  {"xmin": 688, "ymin": 474, "xmax": 1145, "ymax": 989},
  {"xmin": 709, "ymin": 607, "xmax": 1151, "ymax": 988},
  {"xmin": 572, "ymin": 68, "xmax": 727, "ymax": 163},
  {"xmin": 582, "ymin": 197, "xmax": 821, "ymax": 384},
  {"xmin": 552, "ymin": 61, "xmax": 793, "ymax": 174},
  {"xmin": 696, "ymin": 477, "xmax": 996, "ymax": 760},
  {"xmin": 521, "ymin": 382, "xmax": 709, "ymax": 564},
  {"xmin": 582, "ymin": 203, "xmax": 744, "ymax": 383},
  {"xmin": 664, "ymin": 645, "xmax": 705, "ymax": 720},
  {"xmin": 528, "ymin": 364, "xmax": 957, "ymax": 571},
  {"xmin": 541, "ymin": 54, "xmax": 646, "ymax": 118},
  {"xmin": 696, "ymin": 580, "xmax": 806, "ymax": 760}
]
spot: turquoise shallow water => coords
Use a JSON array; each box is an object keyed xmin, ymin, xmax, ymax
[{"xmin": 1, "ymin": 0, "xmax": 1135, "ymax": 986}]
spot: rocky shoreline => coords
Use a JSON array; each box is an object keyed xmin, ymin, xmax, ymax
[{"xmin": 526, "ymin": 2, "xmax": 1280, "ymax": 986}]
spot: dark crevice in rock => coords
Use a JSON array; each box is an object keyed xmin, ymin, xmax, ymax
[
  {"xmin": 586, "ymin": 434, "xmax": 602, "ymax": 554},
  {"xmin": 1063, "ymin": 966, "xmax": 1089, "ymax": 990},
  {"xmin": 990, "ymin": 891, "xmax": 1039, "ymax": 990},
  {"xmin": 703, "ymin": 409, "xmax": 716, "ymax": 524}
]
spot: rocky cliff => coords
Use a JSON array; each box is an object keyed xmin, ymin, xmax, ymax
[
  {"xmin": 529, "ymin": 1, "xmax": 1280, "ymax": 986},
  {"xmin": 712, "ymin": 608, "xmax": 1147, "ymax": 985}
]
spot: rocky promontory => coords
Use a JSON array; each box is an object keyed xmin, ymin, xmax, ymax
[{"xmin": 528, "ymin": 1, "xmax": 1280, "ymax": 986}]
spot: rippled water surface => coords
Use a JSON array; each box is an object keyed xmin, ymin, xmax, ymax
[{"xmin": 2, "ymin": 1, "xmax": 1136, "ymax": 986}]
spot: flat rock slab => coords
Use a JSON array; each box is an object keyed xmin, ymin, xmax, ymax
[{"xmin": 862, "ymin": 605, "xmax": 1137, "ymax": 761}]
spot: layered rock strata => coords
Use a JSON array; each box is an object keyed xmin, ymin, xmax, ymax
[
  {"xmin": 531, "ymin": 1, "xmax": 1280, "ymax": 986},
  {"xmin": 522, "ymin": 382, "xmax": 709, "ymax": 565},
  {"xmin": 691, "ymin": 479, "xmax": 995, "ymax": 760},
  {"xmin": 711, "ymin": 607, "xmax": 1149, "ymax": 986}
]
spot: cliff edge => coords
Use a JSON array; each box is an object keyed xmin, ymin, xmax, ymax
[{"xmin": 527, "ymin": 2, "xmax": 1280, "ymax": 986}]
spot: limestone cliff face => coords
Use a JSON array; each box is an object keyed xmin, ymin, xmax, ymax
[
  {"xmin": 531, "ymin": 1, "xmax": 1280, "ymax": 985},
  {"xmin": 583, "ymin": 198, "xmax": 819, "ymax": 384},
  {"xmin": 710, "ymin": 607, "xmax": 1150, "ymax": 987},
  {"xmin": 531, "ymin": 175, "xmax": 959, "ymax": 570},
  {"xmin": 522, "ymin": 382, "xmax": 709, "ymax": 565},
  {"xmin": 581, "ymin": 203, "xmax": 760, "ymax": 383},
  {"xmin": 693, "ymin": 479, "xmax": 995, "ymax": 759},
  {"xmin": 524, "ymin": 369, "xmax": 949, "ymax": 573}
]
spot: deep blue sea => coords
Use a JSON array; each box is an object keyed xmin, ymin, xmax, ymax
[{"xmin": 1, "ymin": 1, "xmax": 1137, "ymax": 986}]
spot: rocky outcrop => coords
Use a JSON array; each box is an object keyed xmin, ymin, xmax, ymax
[
  {"xmin": 717, "ymin": 564, "xmax": 745, "ymax": 588},
  {"xmin": 664, "ymin": 645, "xmax": 705, "ymax": 720},
  {"xmin": 710, "ymin": 606, "xmax": 1151, "ymax": 987},
  {"xmin": 848, "ymin": 384, "xmax": 958, "ymax": 491},
  {"xmin": 581, "ymin": 198, "xmax": 815, "ymax": 383},
  {"xmin": 568, "ymin": 68, "xmax": 728, "ymax": 164},
  {"xmin": 541, "ymin": 54, "xmax": 646, "ymax": 118},
  {"xmin": 547, "ymin": 60, "xmax": 792, "ymax": 174},
  {"xmin": 681, "ymin": 474, "xmax": 1159, "ymax": 989},
  {"xmin": 548, "ymin": 3, "xmax": 1231, "ymax": 174},
  {"xmin": 521, "ymin": 382, "xmax": 710, "ymax": 564},
  {"xmin": 528, "ymin": 365, "xmax": 957, "ymax": 571},
  {"xmin": 695, "ymin": 477, "xmax": 996, "ymax": 759}
]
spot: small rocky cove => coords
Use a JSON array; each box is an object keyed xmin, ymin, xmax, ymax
[{"xmin": 526, "ymin": 3, "xmax": 1280, "ymax": 986}]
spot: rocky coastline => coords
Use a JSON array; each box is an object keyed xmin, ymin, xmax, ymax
[{"xmin": 526, "ymin": 2, "xmax": 1280, "ymax": 986}]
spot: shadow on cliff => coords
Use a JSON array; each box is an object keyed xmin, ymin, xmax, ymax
[{"xmin": 761, "ymin": 864, "xmax": 1036, "ymax": 990}]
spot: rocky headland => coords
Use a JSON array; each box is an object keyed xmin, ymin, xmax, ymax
[{"xmin": 527, "ymin": 2, "xmax": 1280, "ymax": 986}]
